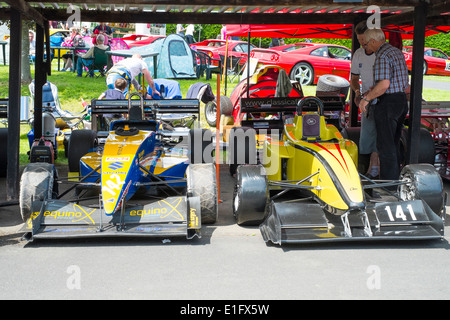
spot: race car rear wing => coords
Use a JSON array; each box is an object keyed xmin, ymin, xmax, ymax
[
  {"xmin": 239, "ymin": 96, "xmax": 345, "ymax": 133},
  {"xmin": 240, "ymin": 95, "xmax": 345, "ymax": 114},
  {"xmin": 89, "ymin": 98, "xmax": 200, "ymax": 131}
]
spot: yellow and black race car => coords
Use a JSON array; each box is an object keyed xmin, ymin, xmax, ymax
[{"xmin": 232, "ymin": 96, "xmax": 446, "ymax": 245}]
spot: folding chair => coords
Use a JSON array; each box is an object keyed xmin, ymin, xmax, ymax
[
  {"xmin": 81, "ymin": 46, "xmax": 110, "ymax": 78},
  {"xmin": 194, "ymin": 50, "xmax": 221, "ymax": 80},
  {"xmin": 220, "ymin": 55, "xmax": 244, "ymax": 83},
  {"xmin": 29, "ymin": 80, "xmax": 88, "ymax": 129}
]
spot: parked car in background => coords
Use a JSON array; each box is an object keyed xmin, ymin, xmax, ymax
[
  {"xmin": 403, "ymin": 46, "xmax": 450, "ymax": 76},
  {"xmin": 250, "ymin": 43, "xmax": 351, "ymax": 85},
  {"xmin": 126, "ymin": 34, "xmax": 166, "ymax": 48},
  {"xmin": 191, "ymin": 39, "xmax": 256, "ymax": 67}
]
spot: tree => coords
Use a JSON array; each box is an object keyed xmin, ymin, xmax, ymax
[
  {"xmin": 1, "ymin": 19, "xmax": 34, "ymax": 84},
  {"xmin": 21, "ymin": 21, "xmax": 33, "ymax": 84}
]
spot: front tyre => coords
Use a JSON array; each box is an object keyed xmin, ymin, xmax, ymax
[
  {"xmin": 399, "ymin": 163, "xmax": 444, "ymax": 217},
  {"xmin": 186, "ymin": 163, "xmax": 218, "ymax": 224},
  {"xmin": 19, "ymin": 163, "xmax": 58, "ymax": 222},
  {"xmin": 233, "ymin": 165, "xmax": 268, "ymax": 225}
]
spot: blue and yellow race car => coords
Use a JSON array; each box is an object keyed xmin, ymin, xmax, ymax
[{"xmin": 19, "ymin": 94, "xmax": 218, "ymax": 241}]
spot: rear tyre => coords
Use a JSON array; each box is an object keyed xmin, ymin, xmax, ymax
[
  {"xmin": 399, "ymin": 163, "xmax": 444, "ymax": 216},
  {"xmin": 228, "ymin": 126, "xmax": 257, "ymax": 175},
  {"xmin": 233, "ymin": 165, "xmax": 268, "ymax": 225},
  {"xmin": 186, "ymin": 163, "xmax": 218, "ymax": 224},
  {"xmin": 188, "ymin": 128, "xmax": 214, "ymax": 164},
  {"xmin": 399, "ymin": 127, "xmax": 435, "ymax": 166},
  {"xmin": 68, "ymin": 129, "xmax": 97, "ymax": 172},
  {"xmin": 19, "ymin": 162, "xmax": 58, "ymax": 222}
]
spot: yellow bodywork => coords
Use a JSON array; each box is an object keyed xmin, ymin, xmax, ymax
[
  {"xmin": 101, "ymin": 130, "xmax": 153, "ymax": 214},
  {"xmin": 264, "ymin": 113, "xmax": 363, "ymax": 213}
]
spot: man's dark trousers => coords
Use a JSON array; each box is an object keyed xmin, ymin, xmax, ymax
[{"xmin": 374, "ymin": 92, "xmax": 408, "ymax": 181}]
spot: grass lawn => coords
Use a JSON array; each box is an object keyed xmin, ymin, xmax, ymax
[{"xmin": 0, "ymin": 63, "xmax": 449, "ymax": 165}]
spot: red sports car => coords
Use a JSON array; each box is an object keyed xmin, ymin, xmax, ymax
[
  {"xmin": 250, "ymin": 43, "xmax": 351, "ymax": 86},
  {"xmin": 125, "ymin": 34, "xmax": 166, "ymax": 48},
  {"xmin": 403, "ymin": 46, "xmax": 450, "ymax": 76},
  {"xmin": 191, "ymin": 39, "xmax": 256, "ymax": 67}
]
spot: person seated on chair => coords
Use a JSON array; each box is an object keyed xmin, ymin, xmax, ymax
[
  {"xmin": 61, "ymin": 27, "xmax": 84, "ymax": 71},
  {"xmin": 76, "ymin": 34, "xmax": 109, "ymax": 77},
  {"xmin": 98, "ymin": 77, "xmax": 127, "ymax": 128}
]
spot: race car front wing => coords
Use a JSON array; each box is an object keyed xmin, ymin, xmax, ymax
[
  {"xmin": 21, "ymin": 195, "xmax": 201, "ymax": 241},
  {"xmin": 260, "ymin": 199, "xmax": 445, "ymax": 245}
]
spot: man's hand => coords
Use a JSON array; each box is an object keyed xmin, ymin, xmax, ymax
[{"xmin": 358, "ymin": 97, "xmax": 370, "ymax": 115}]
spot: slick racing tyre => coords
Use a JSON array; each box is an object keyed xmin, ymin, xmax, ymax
[
  {"xmin": 186, "ymin": 163, "xmax": 218, "ymax": 224},
  {"xmin": 228, "ymin": 126, "xmax": 257, "ymax": 176},
  {"xmin": 399, "ymin": 163, "xmax": 444, "ymax": 217},
  {"xmin": 68, "ymin": 129, "xmax": 97, "ymax": 172},
  {"xmin": 19, "ymin": 162, "xmax": 58, "ymax": 222},
  {"xmin": 399, "ymin": 127, "xmax": 435, "ymax": 166},
  {"xmin": 188, "ymin": 128, "xmax": 214, "ymax": 164},
  {"xmin": 316, "ymin": 74, "xmax": 350, "ymax": 97},
  {"xmin": 233, "ymin": 164, "xmax": 268, "ymax": 225}
]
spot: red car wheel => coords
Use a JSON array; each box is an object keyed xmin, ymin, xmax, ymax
[{"xmin": 290, "ymin": 62, "xmax": 314, "ymax": 86}]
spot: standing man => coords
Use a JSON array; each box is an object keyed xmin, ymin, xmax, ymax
[
  {"xmin": 350, "ymin": 21, "xmax": 379, "ymax": 178},
  {"xmin": 358, "ymin": 28, "xmax": 409, "ymax": 182},
  {"xmin": 176, "ymin": 24, "xmax": 185, "ymax": 37},
  {"xmin": 92, "ymin": 22, "xmax": 113, "ymax": 45},
  {"xmin": 106, "ymin": 53, "xmax": 159, "ymax": 98},
  {"xmin": 185, "ymin": 24, "xmax": 195, "ymax": 45}
]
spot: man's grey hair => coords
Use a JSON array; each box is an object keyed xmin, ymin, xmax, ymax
[
  {"xmin": 364, "ymin": 28, "xmax": 386, "ymax": 43},
  {"xmin": 96, "ymin": 34, "xmax": 105, "ymax": 43}
]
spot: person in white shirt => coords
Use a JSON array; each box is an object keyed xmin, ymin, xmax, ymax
[
  {"xmin": 106, "ymin": 53, "xmax": 159, "ymax": 98},
  {"xmin": 185, "ymin": 24, "xmax": 195, "ymax": 45},
  {"xmin": 350, "ymin": 21, "xmax": 379, "ymax": 179}
]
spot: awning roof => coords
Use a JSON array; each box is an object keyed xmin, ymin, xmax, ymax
[
  {"xmin": 0, "ymin": 1, "xmax": 449, "ymax": 27},
  {"xmin": 226, "ymin": 24, "xmax": 450, "ymax": 39}
]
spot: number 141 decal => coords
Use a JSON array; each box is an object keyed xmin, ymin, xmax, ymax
[{"xmin": 384, "ymin": 204, "xmax": 417, "ymax": 221}]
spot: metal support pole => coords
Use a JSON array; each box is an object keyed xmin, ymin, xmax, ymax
[
  {"xmin": 6, "ymin": 9, "xmax": 22, "ymax": 200},
  {"xmin": 407, "ymin": 3, "xmax": 427, "ymax": 164},
  {"xmin": 349, "ymin": 17, "xmax": 365, "ymax": 128},
  {"xmin": 33, "ymin": 23, "xmax": 46, "ymax": 141}
]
